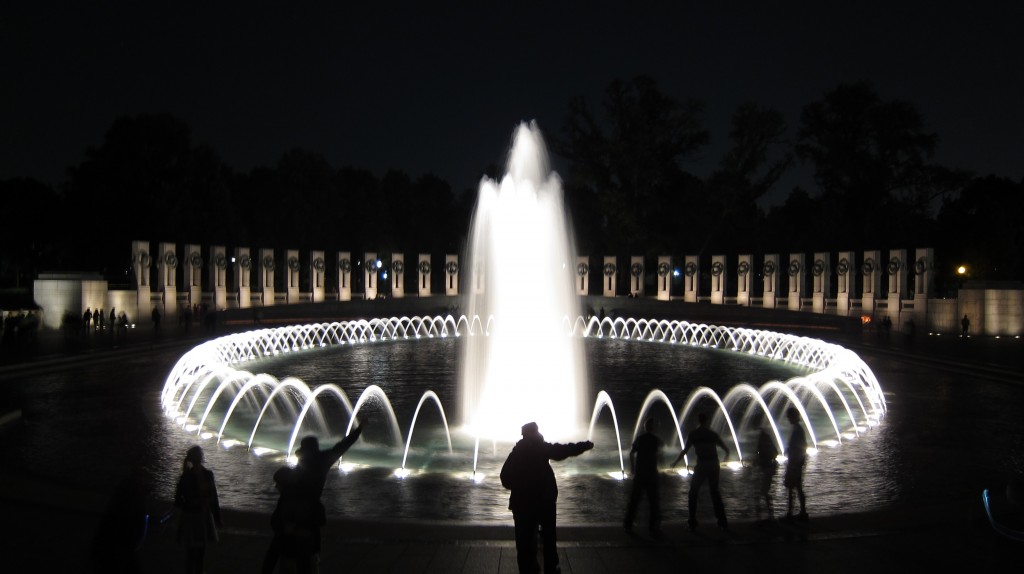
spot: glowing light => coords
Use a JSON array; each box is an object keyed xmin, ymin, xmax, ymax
[
  {"xmin": 471, "ymin": 472, "xmax": 486, "ymax": 484},
  {"xmin": 818, "ymin": 440, "xmax": 840, "ymax": 448},
  {"xmin": 251, "ymin": 447, "xmax": 276, "ymax": 457},
  {"xmin": 394, "ymin": 468, "xmax": 411, "ymax": 479},
  {"xmin": 339, "ymin": 462, "xmax": 356, "ymax": 473},
  {"xmin": 957, "ymin": 265, "xmax": 967, "ymax": 275},
  {"xmin": 220, "ymin": 439, "xmax": 243, "ymax": 449},
  {"xmin": 725, "ymin": 461, "xmax": 743, "ymax": 471},
  {"xmin": 607, "ymin": 471, "xmax": 626, "ymax": 480}
]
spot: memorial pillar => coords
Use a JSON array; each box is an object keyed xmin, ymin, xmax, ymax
[
  {"xmin": 736, "ymin": 254, "xmax": 753, "ymax": 307},
  {"xmin": 710, "ymin": 255, "xmax": 727, "ymax": 305},
  {"xmin": 602, "ymin": 256, "xmax": 617, "ymax": 297}
]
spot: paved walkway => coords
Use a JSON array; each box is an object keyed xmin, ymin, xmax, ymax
[{"xmin": 1, "ymin": 317, "xmax": 1021, "ymax": 572}]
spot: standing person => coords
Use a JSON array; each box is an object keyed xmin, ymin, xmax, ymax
[
  {"xmin": 784, "ymin": 407, "xmax": 809, "ymax": 522},
  {"xmin": 83, "ymin": 307, "xmax": 93, "ymax": 334},
  {"xmin": 152, "ymin": 306, "xmax": 161, "ymax": 331},
  {"xmin": 961, "ymin": 314, "xmax": 970, "ymax": 339},
  {"xmin": 500, "ymin": 422, "xmax": 593, "ymax": 574},
  {"xmin": 173, "ymin": 445, "xmax": 222, "ymax": 574},
  {"xmin": 754, "ymin": 428, "xmax": 780, "ymax": 521},
  {"xmin": 282, "ymin": 425, "xmax": 363, "ymax": 573},
  {"xmin": 672, "ymin": 411, "xmax": 730, "ymax": 531},
  {"xmin": 623, "ymin": 417, "xmax": 663, "ymax": 537}
]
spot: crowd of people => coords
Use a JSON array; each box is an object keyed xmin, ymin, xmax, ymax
[{"xmin": 91, "ymin": 410, "xmax": 813, "ymax": 574}]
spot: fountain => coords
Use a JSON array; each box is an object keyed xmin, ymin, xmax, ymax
[{"xmin": 159, "ymin": 123, "xmax": 886, "ymax": 516}]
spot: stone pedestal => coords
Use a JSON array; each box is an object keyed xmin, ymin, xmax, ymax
[
  {"xmin": 811, "ymin": 252, "xmax": 830, "ymax": 314},
  {"xmin": 577, "ymin": 256, "xmax": 591, "ymax": 296},
  {"xmin": 762, "ymin": 254, "xmax": 779, "ymax": 309},
  {"xmin": 710, "ymin": 255, "xmax": 727, "ymax": 305},
  {"xmin": 736, "ymin": 255, "xmax": 753, "ymax": 307},
  {"xmin": 235, "ymin": 247, "xmax": 252, "ymax": 309},
  {"xmin": 158, "ymin": 242, "xmax": 178, "ymax": 318},
  {"xmin": 602, "ymin": 256, "xmax": 617, "ymax": 297},
  {"xmin": 132, "ymin": 240, "xmax": 152, "ymax": 318},
  {"xmin": 337, "ymin": 252, "xmax": 352, "ymax": 301},
  {"xmin": 787, "ymin": 253, "xmax": 805, "ymax": 311},
  {"xmin": 861, "ymin": 250, "xmax": 881, "ymax": 315},
  {"xmin": 629, "ymin": 256, "xmax": 644, "ymax": 297},
  {"xmin": 209, "ymin": 246, "xmax": 228, "ymax": 311},
  {"xmin": 310, "ymin": 250, "xmax": 326, "ymax": 303},
  {"xmin": 364, "ymin": 252, "xmax": 379, "ymax": 300},
  {"xmin": 285, "ymin": 249, "xmax": 300, "ymax": 304},
  {"xmin": 656, "ymin": 256, "xmax": 671, "ymax": 301},
  {"xmin": 444, "ymin": 254, "xmax": 459, "ymax": 296},
  {"xmin": 683, "ymin": 255, "xmax": 700, "ymax": 303},
  {"xmin": 417, "ymin": 254, "xmax": 431, "ymax": 297},
  {"xmin": 185, "ymin": 243, "xmax": 203, "ymax": 310},
  {"xmin": 392, "ymin": 253, "xmax": 405, "ymax": 298},
  {"xmin": 835, "ymin": 251, "xmax": 854, "ymax": 317},
  {"xmin": 259, "ymin": 248, "xmax": 275, "ymax": 306}
]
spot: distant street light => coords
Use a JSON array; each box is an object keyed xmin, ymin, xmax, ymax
[{"xmin": 957, "ymin": 265, "xmax": 967, "ymax": 275}]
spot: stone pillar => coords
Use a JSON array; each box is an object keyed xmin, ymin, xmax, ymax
[
  {"xmin": 629, "ymin": 256, "xmax": 644, "ymax": 297},
  {"xmin": 131, "ymin": 240, "xmax": 152, "ymax": 322},
  {"xmin": 210, "ymin": 246, "xmax": 228, "ymax": 311},
  {"xmin": 762, "ymin": 255, "xmax": 779, "ymax": 309},
  {"xmin": 736, "ymin": 254, "xmax": 753, "ymax": 307},
  {"xmin": 811, "ymin": 252, "xmax": 830, "ymax": 314},
  {"xmin": 235, "ymin": 247, "xmax": 252, "ymax": 309},
  {"xmin": 835, "ymin": 251, "xmax": 854, "ymax": 317},
  {"xmin": 184, "ymin": 244, "xmax": 203, "ymax": 309},
  {"xmin": 364, "ymin": 252, "xmax": 379, "ymax": 300},
  {"xmin": 787, "ymin": 253, "xmax": 804, "ymax": 311},
  {"xmin": 444, "ymin": 254, "xmax": 459, "ymax": 296},
  {"xmin": 656, "ymin": 256, "xmax": 671, "ymax": 301},
  {"xmin": 577, "ymin": 256, "xmax": 591, "ymax": 296},
  {"xmin": 158, "ymin": 242, "xmax": 178, "ymax": 318},
  {"xmin": 602, "ymin": 256, "xmax": 617, "ymax": 297},
  {"xmin": 470, "ymin": 256, "xmax": 485, "ymax": 296},
  {"xmin": 911, "ymin": 247, "xmax": 934, "ymax": 331},
  {"xmin": 337, "ymin": 252, "xmax": 352, "ymax": 302},
  {"xmin": 417, "ymin": 254, "xmax": 432, "ymax": 297},
  {"xmin": 886, "ymin": 249, "xmax": 907, "ymax": 324},
  {"xmin": 861, "ymin": 250, "xmax": 881, "ymax": 315},
  {"xmin": 310, "ymin": 250, "xmax": 326, "ymax": 303},
  {"xmin": 259, "ymin": 248, "xmax": 275, "ymax": 307},
  {"xmin": 391, "ymin": 253, "xmax": 405, "ymax": 298},
  {"xmin": 284, "ymin": 250, "xmax": 300, "ymax": 304},
  {"xmin": 710, "ymin": 255, "xmax": 727, "ymax": 305},
  {"xmin": 683, "ymin": 255, "xmax": 699, "ymax": 303}
]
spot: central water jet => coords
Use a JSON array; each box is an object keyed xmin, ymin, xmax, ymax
[{"xmin": 459, "ymin": 122, "xmax": 588, "ymax": 442}]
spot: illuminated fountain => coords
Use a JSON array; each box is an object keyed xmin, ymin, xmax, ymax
[{"xmin": 160, "ymin": 123, "xmax": 886, "ymax": 494}]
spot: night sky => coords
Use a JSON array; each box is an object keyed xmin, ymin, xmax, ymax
[{"xmin": 4, "ymin": 2, "xmax": 1022, "ymax": 206}]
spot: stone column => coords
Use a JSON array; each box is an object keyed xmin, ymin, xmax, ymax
[
  {"xmin": 787, "ymin": 253, "xmax": 805, "ymax": 311},
  {"xmin": 736, "ymin": 254, "xmax": 753, "ymax": 307},
  {"xmin": 444, "ymin": 254, "xmax": 459, "ymax": 296},
  {"xmin": 259, "ymin": 248, "xmax": 275, "ymax": 307},
  {"xmin": 656, "ymin": 256, "xmax": 671, "ymax": 301},
  {"xmin": 284, "ymin": 250, "xmax": 300, "ymax": 304},
  {"xmin": 861, "ymin": 250, "xmax": 881, "ymax": 315},
  {"xmin": 629, "ymin": 256, "xmax": 644, "ymax": 297},
  {"xmin": 577, "ymin": 256, "xmax": 591, "ymax": 296},
  {"xmin": 762, "ymin": 254, "xmax": 779, "ymax": 309},
  {"xmin": 602, "ymin": 256, "xmax": 617, "ymax": 297},
  {"xmin": 158, "ymin": 242, "xmax": 178, "ymax": 318},
  {"xmin": 364, "ymin": 252, "xmax": 379, "ymax": 300},
  {"xmin": 132, "ymin": 240, "xmax": 152, "ymax": 319},
  {"xmin": 185, "ymin": 244, "xmax": 203, "ymax": 309},
  {"xmin": 210, "ymin": 246, "xmax": 228, "ymax": 311},
  {"xmin": 683, "ymin": 256, "xmax": 699, "ymax": 303},
  {"xmin": 811, "ymin": 252, "xmax": 830, "ymax": 314},
  {"xmin": 835, "ymin": 251, "xmax": 854, "ymax": 317},
  {"xmin": 337, "ymin": 251, "xmax": 352, "ymax": 301},
  {"xmin": 391, "ymin": 253, "xmax": 405, "ymax": 299},
  {"xmin": 710, "ymin": 255, "xmax": 727, "ymax": 305},
  {"xmin": 886, "ymin": 249, "xmax": 907, "ymax": 325},
  {"xmin": 235, "ymin": 247, "xmax": 252, "ymax": 309},
  {"xmin": 911, "ymin": 247, "xmax": 934, "ymax": 331},
  {"xmin": 310, "ymin": 250, "xmax": 326, "ymax": 303},
  {"xmin": 417, "ymin": 254, "xmax": 432, "ymax": 297}
]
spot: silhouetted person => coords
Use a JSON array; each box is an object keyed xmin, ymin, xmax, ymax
[
  {"xmin": 961, "ymin": 314, "xmax": 970, "ymax": 339},
  {"xmin": 500, "ymin": 422, "xmax": 593, "ymax": 573},
  {"xmin": 882, "ymin": 315, "xmax": 892, "ymax": 341},
  {"xmin": 784, "ymin": 407, "xmax": 809, "ymax": 521},
  {"xmin": 91, "ymin": 467, "xmax": 152, "ymax": 574},
  {"xmin": 672, "ymin": 412, "xmax": 730, "ymax": 530},
  {"xmin": 623, "ymin": 417, "xmax": 663, "ymax": 537},
  {"xmin": 110, "ymin": 308, "xmax": 117, "ymax": 337},
  {"xmin": 174, "ymin": 445, "xmax": 222, "ymax": 574},
  {"xmin": 273, "ymin": 427, "xmax": 363, "ymax": 573},
  {"xmin": 152, "ymin": 306, "xmax": 161, "ymax": 331},
  {"xmin": 83, "ymin": 307, "xmax": 93, "ymax": 334},
  {"xmin": 754, "ymin": 428, "xmax": 779, "ymax": 521}
]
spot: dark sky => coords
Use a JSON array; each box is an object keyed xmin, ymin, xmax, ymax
[{"xmin": 4, "ymin": 2, "xmax": 1022, "ymax": 206}]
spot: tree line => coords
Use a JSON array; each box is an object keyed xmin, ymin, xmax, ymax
[{"xmin": 2, "ymin": 77, "xmax": 1022, "ymax": 292}]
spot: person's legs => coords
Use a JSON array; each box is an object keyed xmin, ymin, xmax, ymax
[
  {"xmin": 647, "ymin": 478, "xmax": 662, "ymax": 534},
  {"xmin": 707, "ymin": 466, "xmax": 727, "ymax": 528},
  {"xmin": 623, "ymin": 480, "xmax": 642, "ymax": 530},
  {"xmin": 513, "ymin": 511, "xmax": 541, "ymax": 573},
  {"xmin": 688, "ymin": 467, "xmax": 707, "ymax": 529},
  {"xmin": 539, "ymin": 506, "xmax": 560, "ymax": 573}
]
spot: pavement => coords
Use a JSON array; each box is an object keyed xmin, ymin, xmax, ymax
[{"xmin": 1, "ymin": 316, "xmax": 1022, "ymax": 573}]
